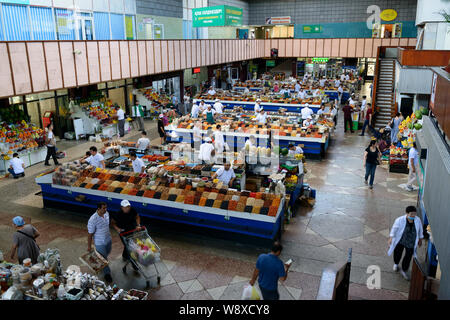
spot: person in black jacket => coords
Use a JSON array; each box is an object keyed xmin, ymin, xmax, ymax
[{"xmin": 157, "ymin": 114, "xmax": 166, "ymax": 145}]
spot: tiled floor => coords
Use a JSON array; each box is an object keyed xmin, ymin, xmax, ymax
[{"xmin": 0, "ymin": 91, "xmax": 422, "ymax": 299}]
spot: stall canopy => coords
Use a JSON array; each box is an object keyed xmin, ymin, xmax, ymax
[{"xmin": 192, "ymin": 5, "xmax": 243, "ymax": 27}]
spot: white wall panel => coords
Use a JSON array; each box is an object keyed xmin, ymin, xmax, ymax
[
  {"xmin": 93, "ymin": 0, "xmax": 109, "ymax": 12},
  {"xmin": 52, "ymin": 0, "xmax": 74, "ymax": 9},
  {"xmin": 30, "ymin": 0, "xmax": 52, "ymax": 6},
  {"xmin": 73, "ymin": 0, "xmax": 92, "ymax": 11},
  {"xmin": 110, "ymin": 0, "xmax": 124, "ymax": 13}
]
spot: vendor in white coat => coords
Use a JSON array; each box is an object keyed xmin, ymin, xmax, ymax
[
  {"xmin": 213, "ymin": 124, "xmax": 226, "ymax": 153},
  {"xmin": 297, "ymin": 88, "xmax": 307, "ymax": 100},
  {"xmin": 254, "ymin": 99, "xmax": 262, "ymax": 114},
  {"xmin": 302, "ymin": 115, "xmax": 314, "ymax": 127},
  {"xmin": 300, "ymin": 104, "xmax": 314, "ymax": 120},
  {"xmin": 388, "ymin": 206, "xmax": 423, "ymax": 281},
  {"xmin": 213, "ymin": 99, "xmax": 223, "ymax": 114},
  {"xmin": 255, "ymin": 110, "xmax": 268, "ymax": 125},
  {"xmin": 191, "ymin": 103, "xmax": 201, "ymax": 118},
  {"xmin": 199, "ymin": 137, "xmax": 215, "ymax": 164}
]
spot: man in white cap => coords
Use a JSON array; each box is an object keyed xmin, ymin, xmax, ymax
[
  {"xmin": 212, "ymin": 162, "xmax": 236, "ymax": 187},
  {"xmin": 207, "ymin": 87, "xmax": 216, "ymax": 96},
  {"xmin": 256, "ymin": 109, "xmax": 268, "ymax": 125},
  {"xmin": 301, "ymin": 103, "xmax": 314, "ymax": 121},
  {"xmin": 319, "ymin": 76, "xmax": 326, "ymax": 88},
  {"xmin": 303, "ymin": 115, "xmax": 314, "ymax": 127},
  {"xmin": 111, "ymin": 199, "xmax": 142, "ymax": 267},
  {"xmin": 254, "ymin": 99, "xmax": 262, "ymax": 114},
  {"xmin": 213, "ymin": 98, "xmax": 223, "ymax": 114},
  {"xmin": 199, "ymin": 137, "xmax": 215, "ymax": 164}
]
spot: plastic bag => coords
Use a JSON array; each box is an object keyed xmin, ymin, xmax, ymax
[{"xmin": 241, "ymin": 284, "xmax": 262, "ymax": 300}]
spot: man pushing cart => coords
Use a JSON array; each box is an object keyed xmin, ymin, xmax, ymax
[{"xmin": 111, "ymin": 200, "xmax": 161, "ymax": 289}]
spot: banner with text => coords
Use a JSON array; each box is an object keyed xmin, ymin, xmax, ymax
[{"xmin": 192, "ymin": 5, "xmax": 243, "ymax": 27}]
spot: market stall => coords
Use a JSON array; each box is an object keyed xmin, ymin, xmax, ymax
[
  {"xmin": 164, "ymin": 113, "xmax": 333, "ymax": 159},
  {"xmin": 0, "ymin": 121, "xmax": 47, "ymax": 173},
  {"xmin": 0, "ymin": 248, "xmax": 151, "ymax": 300},
  {"xmin": 35, "ymin": 161, "xmax": 286, "ymax": 241},
  {"xmin": 70, "ymin": 98, "xmax": 130, "ymax": 140}
]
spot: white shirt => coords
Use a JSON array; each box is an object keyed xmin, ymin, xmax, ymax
[
  {"xmin": 244, "ymin": 87, "xmax": 250, "ymax": 93},
  {"xmin": 9, "ymin": 157, "xmax": 24, "ymax": 174},
  {"xmin": 191, "ymin": 104, "xmax": 200, "ymax": 118},
  {"xmin": 254, "ymin": 103, "xmax": 262, "ymax": 113},
  {"xmin": 213, "ymin": 102, "xmax": 223, "ymax": 114},
  {"xmin": 313, "ymin": 89, "xmax": 320, "ymax": 97},
  {"xmin": 301, "ymin": 107, "xmax": 314, "ymax": 119},
  {"xmin": 88, "ymin": 153, "xmax": 104, "ymax": 168},
  {"xmin": 303, "ymin": 119, "xmax": 313, "ymax": 127},
  {"xmin": 256, "ymin": 113, "xmax": 267, "ymax": 124},
  {"xmin": 137, "ymin": 137, "xmax": 150, "ymax": 151},
  {"xmin": 297, "ymin": 91, "xmax": 307, "ymax": 100},
  {"xmin": 319, "ymin": 79, "xmax": 326, "ymax": 87},
  {"xmin": 184, "ymin": 95, "xmax": 190, "ymax": 104},
  {"xmin": 214, "ymin": 131, "xmax": 225, "ymax": 149},
  {"xmin": 335, "ymin": 80, "xmax": 341, "ymax": 88},
  {"xmin": 199, "ymin": 143, "xmax": 215, "ymax": 162},
  {"xmin": 199, "ymin": 103, "xmax": 207, "ymax": 112},
  {"xmin": 87, "ymin": 211, "xmax": 111, "ymax": 246},
  {"xmin": 215, "ymin": 167, "xmax": 236, "ymax": 185},
  {"xmin": 337, "ymin": 86, "xmax": 344, "ymax": 94},
  {"xmin": 331, "ymin": 108, "xmax": 338, "ymax": 117},
  {"xmin": 340, "ymin": 74, "xmax": 346, "ymax": 82},
  {"xmin": 117, "ymin": 108, "xmax": 125, "ymax": 121},
  {"xmin": 361, "ymin": 100, "xmax": 367, "ymax": 111},
  {"xmin": 47, "ymin": 131, "xmax": 55, "ymax": 147},
  {"xmin": 132, "ymin": 157, "xmax": 145, "ymax": 173},
  {"xmin": 409, "ymin": 147, "xmax": 419, "ymax": 167},
  {"xmin": 208, "ymin": 89, "xmax": 216, "ymax": 95},
  {"xmin": 317, "ymin": 109, "xmax": 325, "ymax": 116},
  {"xmin": 288, "ymin": 146, "xmax": 303, "ymax": 156},
  {"xmin": 345, "ymin": 74, "xmax": 350, "ymax": 81},
  {"xmin": 193, "ymin": 126, "xmax": 202, "ymax": 142},
  {"xmin": 294, "ymin": 83, "xmax": 301, "ymax": 92}
]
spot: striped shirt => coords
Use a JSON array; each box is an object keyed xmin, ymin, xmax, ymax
[{"xmin": 87, "ymin": 211, "xmax": 111, "ymax": 246}]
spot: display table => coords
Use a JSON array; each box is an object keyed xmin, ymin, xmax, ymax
[
  {"xmin": 193, "ymin": 99, "xmax": 320, "ymax": 114},
  {"xmin": 165, "ymin": 126, "xmax": 330, "ymax": 158},
  {"xmin": 0, "ymin": 147, "xmax": 47, "ymax": 173},
  {"xmin": 35, "ymin": 173, "xmax": 285, "ymax": 241}
]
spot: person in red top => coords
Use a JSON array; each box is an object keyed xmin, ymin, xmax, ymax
[
  {"xmin": 342, "ymin": 104, "xmax": 354, "ymax": 133},
  {"xmin": 360, "ymin": 103, "xmax": 373, "ymax": 136}
]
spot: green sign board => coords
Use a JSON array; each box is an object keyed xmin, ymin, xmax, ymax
[
  {"xmin": 312, "ymin": 58, "xmax": 329, "ymax": 63},
  {"xmin": 303, "ymin": 25, "xmax": 322, "ymax": 33},
  {"xmin": 266, "ymin": 60, "xmax": 275, "ymax": 67},
  {"xmin": 193, "ymin": 5, "xmax": 243, "ymax": 27}
]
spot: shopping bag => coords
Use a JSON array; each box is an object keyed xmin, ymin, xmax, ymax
[{"xmin": 241, "ymin": 284, "xmax": 262, "ymax": 300}]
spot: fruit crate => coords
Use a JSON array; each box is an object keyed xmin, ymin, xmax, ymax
[{"xmin": 389, "ymin": 163, "xmax": 409, "ymax": 174}]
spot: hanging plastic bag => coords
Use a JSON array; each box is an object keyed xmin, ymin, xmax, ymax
[{"xmin": 241, "ymin": 284, "xmax": 262, "ymax": 300}]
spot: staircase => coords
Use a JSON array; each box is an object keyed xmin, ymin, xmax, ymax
[{"xmin": 374, "ymin": 58, "xmax": 395, "ymax": 129}]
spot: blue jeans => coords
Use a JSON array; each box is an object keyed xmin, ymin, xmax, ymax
[
  {"xmin": 95, "ymin": 240, "xmax": 112, "ymax": 275},
  {"xmin": 8, "ymin": 168, "xmax": 23, "ymax": 178},
  {"xmin": 365, "ymin": 163, "xmax": 377, "ymax": 186},
  {"xmin": 259, "ymin": 285, "xmax": 280, "ymax": 300},
  {"xmin": 361, "ymin": 120, "xmax": 371, "ymax": 135}
]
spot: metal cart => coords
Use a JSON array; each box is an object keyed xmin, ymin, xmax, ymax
[{"xmin": 119, "ymin": 227, "xmax": 161, "ymax": 289}]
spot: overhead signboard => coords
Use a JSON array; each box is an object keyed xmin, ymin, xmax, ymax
[
  {"xmin": 192, "ymin": 5, "xmax": 243, "ymax": 27},
  {"xmin": 303, "ymin": 25, "xmax": 322, "ymax": 33},
  {"xmin": 265, "ymin": 16, "xmax": 291, "ymax": 25},
  {"xmin": 312, "ymin": 58, "xmax": 329, "ymax": 63},
  {"xmin": 266, "ymin": 60, "xmax": 275, "ymax": 67}
]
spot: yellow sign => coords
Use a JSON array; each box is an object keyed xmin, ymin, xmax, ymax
[{"xmin": 380, "ymin": 9, "xmax": 397, "ymax": 21}]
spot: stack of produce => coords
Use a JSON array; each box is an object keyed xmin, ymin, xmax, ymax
[
  {"xmin": 0, "ymin": 121, "xmax": 46, "ymax": 160},
  {"xmin": 143, "ymin": 88, "xmax": 171, "ymax": 107},
  {"xmin": 128, "ymin": 236, "xmax": 160, "ymax": 266},
  {"xmin": 52, "ymin": 161, "xmax": 88, "ymax": 186},
  {"xmin": 70, "ymin": 168, "xmax": 283, "ymax": 216},
  {"xmin": 82, "ymin": 100, "xmax": 117, "ymax": 125}
]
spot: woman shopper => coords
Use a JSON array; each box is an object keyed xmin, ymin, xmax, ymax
[
  {"xmin": 390, "ymin": 113, "xmax": 403, "ymax": 145},
  {"xmin": 363, "ymin": 139, "xmax": 381, "ymax": 189},
  {"xmin": 9, "ymin": 216, "xmax": 40, "ymax": 264},
  {"xmin": 388, "ymin": 206, "xmax": 423, "ymax": 281},
  {"xmin": 157, "ymin": 114, "xmax": 166, "ymax": 145},
  {"xmin": 44, "ymin": 123, "xmax": 59, "ymax": 166}
]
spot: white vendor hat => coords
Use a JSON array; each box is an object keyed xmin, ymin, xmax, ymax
[
  {"xmin": 256, "ymin": 99, "xmax": 261, "ymax": 102},
  {"xmin": 304, "ymin": 103, "xmax": 309, "ymax": 107},
  {"xmin": 215, "ymin": 98, "xmax": 220, "ymax": 102},
  {"xmin": 121, "ymin": 200, "xmax": 131, "ymax": 207},
  {"xmin": 307, "ymin": 115, "xmax": 312, "ymax": 119},
  {"xmin": 205, "ymin": 137, "xmax": 212, "ymax": 142}
]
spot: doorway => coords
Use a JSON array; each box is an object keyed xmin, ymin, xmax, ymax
[{"xmin": 77, "ymin": 14, "xmax": 94, "ymax": 40}]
